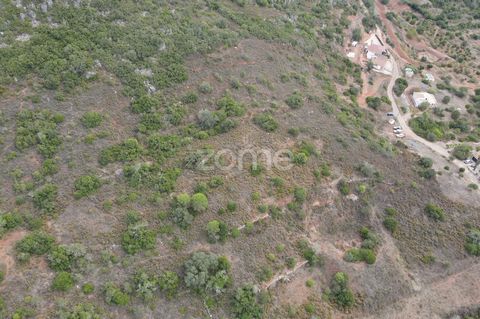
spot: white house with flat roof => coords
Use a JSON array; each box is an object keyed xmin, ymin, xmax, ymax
[{"xmin": 413, "ymin": 92, "xmax": 437, "ymax": 107}]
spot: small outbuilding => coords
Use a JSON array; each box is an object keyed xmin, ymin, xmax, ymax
[{"xmin": 413, "ymin": 92, "xmax": 437, "ymax": 107}]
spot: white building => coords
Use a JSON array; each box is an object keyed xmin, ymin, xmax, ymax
[{"xmin": 413, "ymin": 92, "xmax": 437, "ymax": 107}]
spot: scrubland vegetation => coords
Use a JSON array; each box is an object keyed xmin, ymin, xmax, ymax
[{"xmin": 0, "ymin": 0, "xmax": 478, "ymax": 318}]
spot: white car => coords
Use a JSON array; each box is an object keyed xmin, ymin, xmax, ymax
[
  {"xmin": 393, "ymin": 126, "xmax": 402, "ymax": 130},
  {"xmin": 464, "ymin": 159, "xmax": 473, "ymax": 164},
  {"xmin": 395, "ymin": 133, "xmax": 405, "ymax": 138},
  {"xmin": 388, "ymin": 119, "xmax": 395, "ymax": 125}
]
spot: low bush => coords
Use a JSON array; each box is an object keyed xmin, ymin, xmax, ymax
[
  {"xmin": 104, "ymin": 283, "xmax": 130, "ymax": 306},
  {"xmin": 453, "ymin": 144, "xmax": 472, "ymax": 160},
  {"xmin": 121, "ymin": 223, "xmax": 156, "ymax": 254},
  {"xmin": 52, "ymin": 271, "xmax": 74, "ymax": 291},
  {"xmin": 131, "ymin": 95, "xmax": 159, "ymax": 114},
  {"xmin": 232, "ymin": 285, "xmax": 263, "ymax": 319},
  {"xmin": 184, "ymin": 252, "xmax": 231, "ymax": 295},
  {"xmin": 424, "ymin": 203, "xmax": 445, "ymax": 221},
  {"xmin": 99, "ymin": 138, "xmax": 143, "ymax": 166},
  {"xmin": 344, "ymin": 248, "xmax": 376, "ymax": 264},
  {"xmin": 216, "ymin": 95, "xmax": 245, "ymax": 117},
  {"xmin": 418, "ymin": 157, "xmax": 433, "ymax": 168},
  {"xmin": 81, "ymin": 112, "xmax": 103, "ymax": 128},
  {"xmin": 285, "ymin": 92, "xmax": 304, "ymax": 109},
  {"xmin": 48, "ymin": 244, "xmax": 86, "ymax": 272},
  {"xmin": 337, "ymin": 179, "xmax": 350, "ymax": 195},
  {"xmin": 383, "ymin": 216, "xmax": 398, "ymax": 233},
  {"xmin": 253, "ymin": 112, "xmax": 278, "ymax": 132},
  {"xmin": 0, "ymin": 212, "xmax": 23, "ymax": 236},
  {"xmin": 366, "ymin": 96, "xmax": 382, "ymax": 110},
  {"xmin": 328, "ymin": 272, "xmax": 355, "ymax": 309},
  {"xmin": 393, "ymin": 78, "xmax": 408, "ymax": 96},
  {"xmin": 158, "ymin": 271, "xmax": 180, "ymax": 299},
  {"xmin": 465, "ymin": 228, "xmax": 480, "ymax": 256},
  {"xmin": 33, "ymin": 183, "xmax": 58, "ymax": 213},
  {"xmin": 16, "ymin": 231, "xmax": 55, "ymax": 262},
  {"xmin": 74, "ymin": 175, "xmax": 101, "ymax": 198},
  {"xmin": 133, "ymin": 271, "xmax": 158, "ymax": 301},
  {"xmin": 206, "ymin": 220, "xmax": 228, "ymax": 243}
]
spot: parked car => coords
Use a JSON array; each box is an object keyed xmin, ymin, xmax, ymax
[
  {"xmin": 387, "ymin": 112, "xmax": 394, "ymax": 117},
  {"xmin": 395, "ymin": 133, "xmax": 405, "ymax": 138},
  {"xmin": 388, "ymin": 119, "xmax": 395, "ymax": 125},
  {"xmin": 393, "ymin": 126, "xmax": 402, "ymax": 130},
  {"xmin": 464, "ymin": 159, "xmax": 473, "ymax": 164}
]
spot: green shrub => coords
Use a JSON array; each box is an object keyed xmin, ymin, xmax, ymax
[
  {"xmin": 294, "ymin": 187, "xmax": 307, "ymax": 204},
  {"xmin": 465, "ymin": 228, "xmax": 480, "ymax": 256},
  {"xmin": 158, "ymin": 271, "xmax": 180, "ymax": 298},
  {"xmin": 99, "ymin": 138, "xmax": 143, "ymax": 166},
  {"xmin": 227, "ymin": 201, "xmax": 237, "ymax": 212},
  {"xmin": 366, "ymin": 96, "xmax": 382, "ymax": 110},
  {"xmin": 184, "ymin": 252, "xmax": 231, "ymax": 295},
  {"xmin": 15, "ymin": 110, "xmax": 63, "ymax": 158},
  {"xmin": 133, "ymin": 271, "xmax": 158, "ymax": 301},
  {"xmin": 418, "ymin": 157, "xmax": 433, "ymax": 168},
  {"xmin": 337, "ymin": 179, "xmax": 350, "ymax": 195},
  {"xmin": 453, "ymin": 144, "xmax": 472, "ymax": 160},
  {"xmin": 232, "ymin": 285, "xmax": 263, "ymax": 319},
  {"xmin": 198, "ymin": 82, "xmax": 213, "ymax": 94},
  {"xmin": 285, "ymin": 92, "xmax": 304, "ymax": 109},
  {"xmin": 197, "ymin": 109, "xmax": 219, "ymax": 130},
  {"xmin": 181, "ymin": 92, "xmax": 198, "ymax": 104},
  {"xmin": 191, "ymin": 193, "xmax": 208, "ymax": 213},
  {"xmin": 424, "ymin": 203, "xmax": 445, "ymax": 221},
  {"xmin": 138, "ymin": 112, "xmax": 163, "ymax": 133},
  {"xmin": 292, "ymin": 152, "xmax": 308, "ymax": 165},
  {"xmin": 172, "ymin": 207, "xmax": 194, "ymax": 229},
  {"xmin": 166, "ymin": 101, "xmax": 186, "ymax": 126},
  {"xmin": 146, "ymin": 134, "xmax": 183, "ymax": 159},
  {"xmin": 52, "ymin": 271, "xmax": 74, "ymax": 291},
  {"xmin": 57, "ymin": 303, "xmax": 101, "ymax": 318},
  {"xmin": 344, "ymin": 248, "xmax": 376, "ymax": 264},
  {"xmin": 328, "ymin": 272, "xmax": 355, "ymax": 309},
  {"xmin": 409, "ymin": 113, "xmax": 445, "ymax": 141},
  {"xmin": 16, "ymin": 231, "xmax": 55, "ymax": 261},
  {"xmin": 217, "ymin": 95, "xmax": 245, "ymax": 117},
  {"xmin": 81, "ymin": 112, "xmax": 103, "ymax": 128},
  {"xmin": 253, "ymin": 112, "xmax": 278, "ymax": 132},
  {"xmin": 176, "ymin": 193, "xmax": 191, "ymax": 207},
  {"xmin": 33, "ymin": 183, "xmax": 58, "ymax": 213},
  {"xmin": 393, "ymin": 78, "xmax": 408, "ymax": 96},
  {"xmin": 121, "ymin": 223, "xmax": 156, "ymax": 254},
  {"xmin": 206, "ymin": 220, "xmax": 228, "ymax": 243},
  {"xmin": 359, "ymin": 227, "xmax": 380, "ymax": 249},
  {"xmin": 104, "ymin": 283, "xmax": 130, "ymax": 306},
  {"xmin": 41, "ymin": 159, "xmax": 59, "ymax": 176},
  {"xmin": 131, "ymin": 95, "xmax": 159, "ymax": 114},
  {"xmin": 82, "ymin": 283, "xmax": 95, "ymax": 294},
  {"xmin": 47, "ymin": 244, "xmax": 86, "ymax": 272},
  {"xmin": 0, "ymin": 212, "xmax": 23, "ymax": 236},
  {"xmin": 74, "ymin": 175, "xmax": 101, "ymax": 198},
  {"xmin": 383, "ymin": 216, "xmax": 398, "ymax": 233},
  {"xmin": 419, "ymin": 168, "xmax": 436, "ymax": 179}
]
